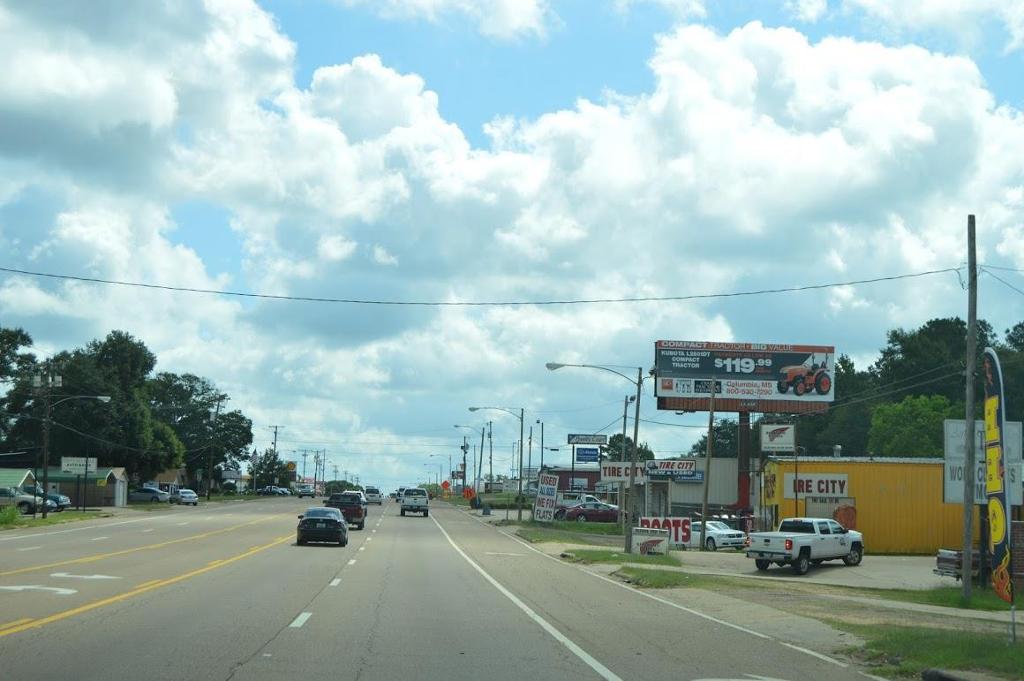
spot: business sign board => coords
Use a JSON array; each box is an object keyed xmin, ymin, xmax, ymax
[
  {"xmin": 943, "ymin": 419, "xmax": 1023, "ymax": 506},
  {"xmin": 783, "ymin": 473, "xmax": 849, "ymax": 499},
  {"xmin": 533, "ymin": 473, "xmax": 559, "ymax": 523},
  {"xmin": 655, "ymin": 341, "xmax": 834, "ymax": 414},
  {"xmin": 575, "ymin": 447, "xmax": 599, "ymax": 463},
  {"xmin": 568, "ymin": 434, "xmax": 608, "ymax": 445},
  {"xmin": 645, "ymin": 459, "xmax": 704, "ymax": 482},
  {"xmin": 982, "ymin": 348, "xmax": 1014, "ymax": 604},
  {"xmin": 639, "ymin": 516, "xmax": 691, "ymax": 547},
  {"xmin": 600, "ymin": 461, "xmax": 647, "ymax": 484},
  {"xmin": 60, "ymin": 457, "xmax": 97, "ymax": 474},
  {"xmin": 760, "ymin": 424, "xmax": 795, "ymax": 452},
  {"xmin": 631, "ymin": 527, "xmax": 669, "ymax": 555},
  {"xmin": 221, "ymin": 469, "xmax": 240, "ymax": 481}
]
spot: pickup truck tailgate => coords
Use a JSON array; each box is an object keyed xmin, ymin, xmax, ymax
[{"xmin": 747, "ymin": 532, "xmax": 793, "ymax": 558}]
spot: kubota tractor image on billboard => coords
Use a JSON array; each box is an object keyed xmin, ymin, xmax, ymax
[{"xmin": 777, "ymin": 352, "xmax": 832, "ymax": 396}]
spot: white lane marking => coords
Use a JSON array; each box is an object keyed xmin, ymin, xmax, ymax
[
  {"xmin": 0, "ymin": 517, "xmax": 152, "ymax": 542},
  {"xmin": 486, "ymin": 552, "xmax": 525, "ymax": 557},
  {"xmin": 329, "ymin": 578, "xmax": 341, "ymax": 587},
  {"xmin": 16, "ymin": 546, "xmax": 42, "ymax": 552},
  {"xmin": 779, "ymin": 642, "xmax": 848, "ymax": 668},
  {"xmin": 358, "ymin": 546, "xmax": 365, "ymax": 552},
  {"xmin": 489, "ymin": 517, "xmax": 859, "ymax": 667},
  {"xmin": 430, "ymin": 515, "xmax": 622, "ymax": 681},
  {"xmin": 176, "ymin": 522, "xmax": 189, "ymax": 526},
  {"xmin": 0, "ymin": 585, "xmax": 77, "ymax": 595},
  {"xmin": 289, "ymin": 612, "xmax": 312, "ymax": 628},
  {"xmin": 90, "ymin": 536, "xmax": 109, "ymax": 541},
  {"xmin": 366, "ymin": 537, "xmax": 372, "ymax": 542},
  {"xmin": 262, "ymin": 653, "xmax": 272, "ymax": 658},
  {"xmin": 142, "ymin": 529, "xmax": 154, "ymax": 533},
  {"xmin": 347, "ymin": 559, "xmax": 356, "ymax": 566},
  {"xmin": 50, "ymin": 573, "xmax": 122, "ymax": 580}
]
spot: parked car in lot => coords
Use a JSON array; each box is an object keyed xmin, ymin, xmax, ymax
[
  {"xmin": 689, "ymin": 521, "xmax": 746, "ymax": 551},
  {"xmin": 400, "ymin": 487, "xmax": 429, "ymax": 517},
  {"xmin": 0, "ymin": 487, "xmax": 57, "ymax": 514},
  {"xmin": 171, "ymin": 488, "xmax": 199, "ymax": 506},
  {"xmin": 296, "ymin": 507, "xmax": 348, "ymax": 546},
  {"xmin": 554, "ymin": 493, "xmax": 603, "ymax": 519},
  {"xmin": 747, "ymin": 517, "xmax": 864, "ymax": 575},
  {"xmin": 324, "ymin": 491, "xmax": 366, "ymax": 530},
  {"xmin": 563, "ymin": 502, "xmax": 619, "ymax": 523},
  {"xmin": 129, "ymin": 487, "xmax": 171, "ymax": 503},
  {"xmin": 23, "ymin": 485, "xmax": 72, "ymax": 512},
  {"xmin": 364, "ymin": 486, "xmax": 383, "ymax": 504}
]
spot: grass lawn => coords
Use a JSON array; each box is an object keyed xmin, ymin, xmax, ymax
[
  {"xmin": 857, "ymin": 585, "xmax": 1014, "ymax": 612},
  {"xmin": 563, "ymin": 548, "xmax": 680, "ymax": 567},
  {"xmin": 840, "ymin": 623, "xmax": 1024, "ymax": 678},
  {"xmin": 0, "ymin": 509, "xmax": 112, "ymax": 530}
]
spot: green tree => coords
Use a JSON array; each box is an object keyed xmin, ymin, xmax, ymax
[
  {"xmin": 867, "ymin": 395, "xmax": 958, "ymax": 457},
  {"xmin": 600, "ymin": 433, "xmax": 654, "ymax": 461},
  {"xmin": 688, "ymin": 419, "xmax": 739, "ymax": 457},
  {"xmin": 249, "ymin": 448, "xmax": 290, "ymax": 490}
]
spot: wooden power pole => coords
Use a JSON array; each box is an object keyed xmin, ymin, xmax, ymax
[{"xmin": 962, "ymin": 215, "xmax": 977, "ymax": 600}]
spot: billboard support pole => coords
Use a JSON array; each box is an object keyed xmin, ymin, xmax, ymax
[
  {"xmin": 962, "ymin": 214, "xmax": 977, "ymax": 602},
  {"xmin": 700, "ymin": 377, "xmax": 716, "ymax": 551}
]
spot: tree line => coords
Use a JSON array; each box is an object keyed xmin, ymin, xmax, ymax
[
  {"xmin": 0, "ymin": 327, "xmax": 254, "ymax": 484},
  {"xmin": 687, "ymin": 317, "xmax": 1024, "ymax": 459}
]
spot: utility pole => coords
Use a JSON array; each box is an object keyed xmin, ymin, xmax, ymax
[
  {"xmin": 478, "ymin": 426, "xmax": 486, "ymax": 493},
  {"xmin": 620, "ymin": 395, "xmax": 631, "ymax": 529},
  {"xmin": 963, "ymin": 215, "xmax": 978, "ymax": 600},
  {"xmin": 624, "ymin": 368, "xmax": 643, "ymax": 553},
  {"xmin": 207, "ymin": 398, "xmax": 223, "ymax": 501},
  {"xmin": 268, "ymin": 425, "xmax": 283, "ymax": 454},
  {"xmin": 36, "ymin": 366, "xmax": 60, "ymax": 519},
  {"xmin": 527, "ymin": 426, "xmax": 533, "ymax": 493},
  {"xmin": 300, "ymin": 450, "xmax": 310, "ymax": 480},
  {"xmin": 472, "ymin": 445, "xmax": 477, "ymax": 494},
  {"xmin": 700, "ymin": 376, "xmax": 716, "ymax": 551},
  {"xmin": 538, "ymin": 420, "xmax": 544, "ymax": 470},
  {"xmin": 312, "ymin": 450, "xmax": 320, "ymax": 494},
  {"xmin": 461, "ymin": 437, "xmax": 468, "ymax": 491},
  {"xmin": 488, "ymin": 421, "xmax": 493, "ymax": 483},
  {"xmin": 517, "ymin": 408, "xmax": 525, "ymax": 522}
]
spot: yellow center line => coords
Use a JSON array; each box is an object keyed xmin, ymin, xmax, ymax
[
  {"xmin": 0, "ymin": 515, "xmax": 281, "ymax": 578},
  {"xmin": 0, "ymin": 534, "xmax": 293, "ymax": 639},
  {"xmin": 135, "ymin": 579, "xmax": 161, "ymax": 589},
  {"xmin": 0, "ymin": 618, "xmax": 33, "ymax": 630}
]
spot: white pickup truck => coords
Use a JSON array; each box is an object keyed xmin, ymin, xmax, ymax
[
  {"xmin": 746, "ymin": 517, "xmax": 864, "ymax": 575},
  {"xmin": 400, "ymin": 487, "xmax": 429, "ymax": 517}
]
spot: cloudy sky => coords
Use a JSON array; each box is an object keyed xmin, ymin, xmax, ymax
[{"xmin": 1, "ymin": 0, "xmax": 1023, "ymax": 489}]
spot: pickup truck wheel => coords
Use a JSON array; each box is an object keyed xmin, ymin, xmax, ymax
[
  {"xmin": 400, "ymin": 509, "xmax": 406, "ymax": 516},
  {"xmin": 754, "ymin": 559, "xmax": 770, "ymax": 571},
  {"xmin": 704, "ymin": 538, "xmax": 717, "ymax": 551},
  {"xmin": 843, "ymin": 545, "xmax": 863, "ymax": 566},
  {"xmin": 792, "ymin": 553, "xmax": 810, "ymax": 575},
  {"xmin": 340, "ymin": 538, "xmax": 348, "ymax": 547},
  {"xmin": 423, "ymin": 510, "xmax": 428, "ymax": 517}
]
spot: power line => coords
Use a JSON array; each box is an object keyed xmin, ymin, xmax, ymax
[
  {"xmin": 0, "ymin": 265, "xmax": 960, "ymax": 307},
  {"xmin": 981, "ymin": 268, "xmax": 1024, "ymax": 297}
]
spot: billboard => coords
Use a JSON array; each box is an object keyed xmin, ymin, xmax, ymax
[
  {"xmin": 639, "ymin": 517, "xmax": 691, "ymax": 546},
  {"xmin": 783, "ymin": 473, "xmax": 849, "ymax": 499},
  {"xmin": 645, "ymin": 459, "xmax": 704, "ymax": 482},
  {"xmin": 575, "ymin": 447, "xmax": 599, "ymax": 463},
  {"xmin": 655, "ymin": 341, "xmax": 835, "ymax": 413},
  {"xmin": 600, "ymin": 462, "xmax": 647, "ymax": 484},
  {"xmin": 982, "ymin": 348, "xmax": 1013, "ymax": 605},
  {"xmin": 943, "ymin": 419, "xmax": 1023, "ymax": 506},
  {"xmin": 760, "ymin": 424, "xmax": 795, "ymax": 452}
]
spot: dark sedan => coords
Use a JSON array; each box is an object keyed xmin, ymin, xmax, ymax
[
  {"xmin": 563, "ymin": 502, "xmax": 620, "ymax": 523},
  {"xmin": 296, "ymin": 507, "xmax": 348, "ymax": 546}
]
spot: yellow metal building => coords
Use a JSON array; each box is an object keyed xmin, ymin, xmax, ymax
[{"xmin": 758, "ymin": 457, "xmax": 978, "ymax": 555}]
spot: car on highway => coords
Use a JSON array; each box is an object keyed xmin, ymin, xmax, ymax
[
  {"xmin": 23, "ymin": 485, "xmax": 72, "ymax": 512},
  {"xmin": 747, "ymin": 517, "xmax": 864, "ymax": 575},
  {"xmin": 296, "ymin": 484, "xmax": 315, "ymax": 498},
  {"xmin": 364, "ymin": 486, "xmax": 383, "ymax": 504},
  {"xmin": 689, "ymin": 521, "xmax": 746, "ymax": 551},
  {"xmin": 324, "ymin": 491, "xmax": 366, "ymax": 530},
  {"xmin": 296, "ymin": 507, "xmax": 348, "ymax": 546},
  {"xmin": 400, "ymin": 487, "xmax": 429, "ymax": 517},
  {"xmin": 129, "ymin": 487, "xmax": 171, "ymax": 503},
  {"xmin": 171, "ymin": 488, "xmax": 199, "ymax": 506},
  {"xmin": 563, "ymin": 502, "xmax": 619, "ymax": 523}
]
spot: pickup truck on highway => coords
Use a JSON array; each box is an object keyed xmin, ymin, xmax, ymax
[
  {"xmin": 400, "ymin": 487, "xmax": 429, "ymax": 517},
  {"xmin": 324, "ymin": 492, "xmax": 366, "ymax": 530},
  {"xmin": 746, "ymin": 517, "xmax": 863, "ymax": 575}
]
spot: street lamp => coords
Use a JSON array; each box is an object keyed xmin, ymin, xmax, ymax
[
  {"xmin": 38, "ymin": 391, "xmax": 111, "ymax": 518},
  {"xmin": 546, "ymin": 362, "xmax": 644, "ymax": 553},
  {"xmin": 469, "ymin": 406, "xmax": 525, "ymax": 520},
  {"xmin": 455, "ymin": 424, "xmax": 488, "ymax": 494}
]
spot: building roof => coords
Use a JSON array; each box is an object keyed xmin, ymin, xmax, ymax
[
  {"xmin": 0, "ymin": 469, "xmax": 35, "ymax": 488},
  {"xmin": 767, "ymin": 456, "xmax": 945, "ymax": 465},
  {"xmin": 36, "ymin": 467, "xmax": 128, "ymax": 482},
  {"xmin": 153, "ymin": 468, "xmax": 185, "ymax": 483}
]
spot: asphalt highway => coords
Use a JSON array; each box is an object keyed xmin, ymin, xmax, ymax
[{"xmin": 0, "ymin": 499, "xmax": 878, "ymax": 680}]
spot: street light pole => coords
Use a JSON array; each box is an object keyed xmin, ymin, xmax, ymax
[{"xmin": 545, "ymin": 362, "xmax": 645, "ymax": 553}]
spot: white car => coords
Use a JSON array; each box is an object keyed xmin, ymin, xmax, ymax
[
  {"xmin": 172, "ymin": 488, "xmax": 199, "ymax": 506},
  {"xmin": 364, "ymin": 486, "xmax": 383, "ymax": 504},
  {"xmin": 689, "ymin": 521, "xmax": 747, "ymax": 551}
]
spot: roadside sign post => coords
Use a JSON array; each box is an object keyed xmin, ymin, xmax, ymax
[{"xmin": 62, "ymin": 457, "xmax": 97, "ymax": 511}]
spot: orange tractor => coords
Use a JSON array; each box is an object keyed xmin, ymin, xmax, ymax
[{"xmin": 777, "ymin": 354, "xmax": 832, "ymax": 396}]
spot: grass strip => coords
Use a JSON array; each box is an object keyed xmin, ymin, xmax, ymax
[
  {"xmin": 562, "ymin": 548, "xmax": 679, "ymax": 566},
  {"xmin": 615, "ymin": 566, "xmax": 726, "ymax": 589},
  {"xmin": 0, "ymin": 510, "xmax": 112, "ymax": 530},
  {"xmin": 838, "ymin": 623, "xmax": 1024, "ymax": 678}
]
